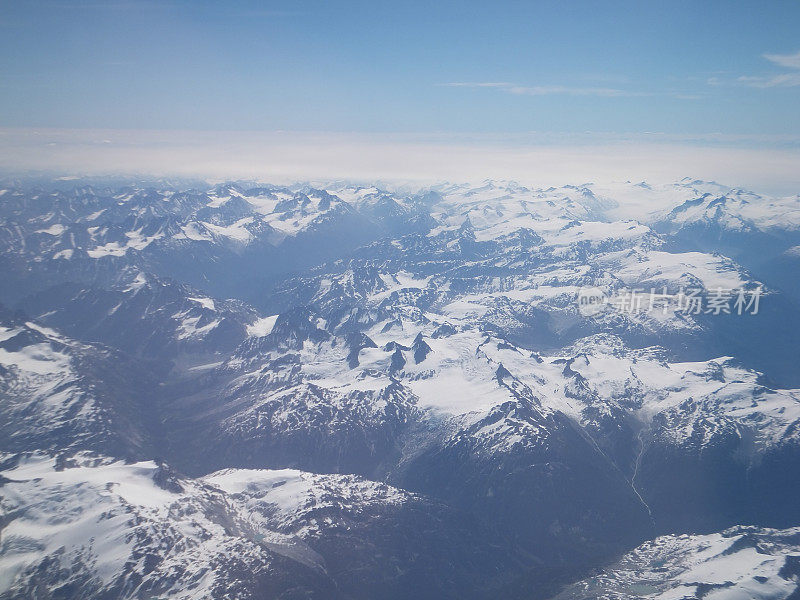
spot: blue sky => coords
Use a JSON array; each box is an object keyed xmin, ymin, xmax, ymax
[{"xmin": 2, "ymin": 0, "xmax": 800, "ymax": 136}]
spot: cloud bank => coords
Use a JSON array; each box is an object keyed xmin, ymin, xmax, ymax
[{"xmin": 1, "ymin": 129, "xmax": 799, "ymax": 195}]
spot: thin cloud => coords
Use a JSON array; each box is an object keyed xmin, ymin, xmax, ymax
[
  {"xmin": 442, "ymin": 82, "xmax": 700, "ymax": 99},
  {"xmin": 43, "ymin": 1, "xmax": 180, "ymax": 9},
  {"xmin": 738, "ymin": 73, "xmax": 800, "ymax": 88},
  {"xmin": 715, "ymin": 50, "xmax": 800, "ymax": 88},
  {"xmin": 441, "ymin": 81, "xmax": 641, "ymax": 97},
  {"xmin": 236, "ymin": 9, "xmax": 305, "ymax": 18},
  {"xmin": 440, "ymin": 82, "xmax": 514, "ymax": 88},
  {"xmin": 580, "ymin": 73, "xmax": 631, "ymax": 84},
  {"xmin": 669, "ymin": 92, "xmax": 705, "ymax": 100},
  {"xmin": 508, "ymin": 85, "xmax": 648, "ymax": 97},
  {"xmin": 763, "ymin": 50, "xmax": 800, "ymax": 70}
]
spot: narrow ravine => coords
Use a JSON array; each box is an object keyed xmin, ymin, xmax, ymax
[{"xmin": 631, "ymin": 425, "xmax": 654, "ymax": 524}]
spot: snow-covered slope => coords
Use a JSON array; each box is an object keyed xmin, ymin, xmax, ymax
[
  {"xmin": 0, "ymin": 454, "xmax": 531, "ymax": 599},
  {"xmin": 0, "ymin": 312, "xmax": 158, "ymax": 458},
  {"xmin": 20, "ymin": 270, "xmax": 261, "ymax": 367},
  {"xmin": 551, "ymin": 525, "xmax": 800, "ymax": 600}
]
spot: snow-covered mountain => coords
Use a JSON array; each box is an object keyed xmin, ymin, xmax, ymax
[
  {"xmin": 2, "ymin": 177, "xmax": 800, "ymax": 599},
  {"xmin": 1, "ymin": 454, "xmax": 531, "ymax": 599},
  {"xmin": 552, "ymin": 525, "xmax": 800, "ymax": 600},
  {"xmin": 0, "ymin": 309, "xmax": 158, "ymax": 458}
]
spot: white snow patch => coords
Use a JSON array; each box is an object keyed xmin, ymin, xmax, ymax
[
  {"xmin": 188, "ymin": 297, "xmax": 216, "ymax": 311},
  {"xmin": 247, "ymin": 315, "xmax": 279, "ymax": 337},
  {"xmin": 36, "ymin": 224, "xmax": 66, "ymax": 235}
]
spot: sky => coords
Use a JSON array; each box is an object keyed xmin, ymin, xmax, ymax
[{"xmin": 1, "ymin": 1, "xmax": 799, "ymax": 189}]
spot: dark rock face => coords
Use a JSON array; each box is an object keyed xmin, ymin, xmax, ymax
[{"xmin": 394, "ymin": 399, "xmax": 653, "ymax": 565}]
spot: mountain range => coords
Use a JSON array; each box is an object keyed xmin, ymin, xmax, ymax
[{"xmin": 2, "ymin": 176, "xmax": 800, "ymax": 599}]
